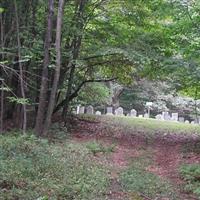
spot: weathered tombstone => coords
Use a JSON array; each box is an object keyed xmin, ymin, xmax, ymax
[
  {"xmin": 178, "ymin": 117, "xmax": 184, "ymax": 123},
  {"xmin": 162, "ymin": 112, "xmax": 170, "ymax": 120},
  {"xmin": 191, "ymin": 121, "xmax": 195, "ymax": 124},
  {"xmin": 144, "ymin": 113, "xmax": 149, "ymax": 118},
  {"xmin": 86, "ymin": 105, "xmax": 94, "ymax": 114},
  {"xmin": 138, "ymin": 114, "xmax": 143, "ymax": 118},
  {"xmin": 106, "ymin": 107, "xmax": 113, "ymax": 115},
  {"xmin": 79, "ymin": 106, "xmax": 85, "ymax": 114},
  {"xmin": 185, "ymin": 120, "xmax": 190, "ymax": 124},
  {"xmin": 76, "ymin": 105, "xmax": 80, "ymax": 114},
  {"xmin": 95, "ymin": 111, "xmax": 101, "ymax": 115},
  {"xmin": 155, "ymin": 114, "xmax": 162, "ymax": 120},
  {"xmin": 130, "ymin": 109, "xmax": 137, "ymax": 117},
  {"xmin": 115, "ymin": 107, "xmax": 124, "ymax": 116},
  {"xmin": 171, "ymin": 113, "xmax": 178, "ymax": 121}
]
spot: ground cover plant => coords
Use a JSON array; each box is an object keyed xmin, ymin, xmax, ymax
[
  {"xmin": 0, "ymin": 133, "xmax": 109, "ymax": 200},
  {"xmin": 180, "ymin": 164, "xmax": 200, "ymax": 198}
]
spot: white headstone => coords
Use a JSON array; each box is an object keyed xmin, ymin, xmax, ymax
[
  {"xmin": 191, "ymin": 121, "xmax": 195, "ymax": 124},
  {"xmin": 155, "ymin": 114, "xmax": 162, "ymax": 120},
  {"xmin": 144, "ymin": 113, "xmax": 149, "ymax": 118},
  {"xmin": 106, "ymin": 107, "xmax": 113, "ymax": 115},
  {"xmin": 95, "ymin": 111, "xmax": 101, "ymax": 115},
  {"xmin": 130, "ymin": 109, "xmax": 137, "ymax": 117},
  {"xmin": 171, "ymin": 113, "xmax": 178, "ymax": 121},
  {"xmin": 115, "ymin": 107, "xmax": 124, "ymax": 116},
  {"xmin": 86, "ymin": 105, "xmax": 94, "ymax": 114},
  {"xmin": 79, "ymin": 106, "xmax": 85, "ymax": 114},
  {"xmin": 185, "ymin": 120, "xmax": 190, "ymax": 124},
  {"xmin": 76, "ymin": 105, "xmax": 80, "ymax": 114},
  {"xmin": 162, "ymin": 112, "xmax": 170, "ymax": 120},
  {"xmin": 178, "ymin": 117, "xmax": 184, "ymax": 123},
  {"xmin": 138, "ymin": 114, "xmax": 143, "ymax": 118}
]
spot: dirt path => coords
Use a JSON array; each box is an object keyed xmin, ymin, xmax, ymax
[{"xmin": 71, "ymin": 119, "xmax": 200, "ymax": 200}]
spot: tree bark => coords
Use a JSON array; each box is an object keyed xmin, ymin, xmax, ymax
[
  {"xmin": 0, "ymin": 79, "xmax": 4, "ymax": 133},
  {"xmin": 14, "ymin": 0, "xmax": 27, "ymax": 134},
  {"xmin": 35, "ymin": 0, "xmax": 54, "ymax": 135},
  {"xmin": 43, "ymin": 0, "xmax": 65, "ymax": 135}
]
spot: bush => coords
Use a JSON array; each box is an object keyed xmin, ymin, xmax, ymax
[
  {"xmin": 0, "ymin": 134, "xmax": 108, "ymax": 200},
  {"xmin": 180, "ymin": 164, "xmax": 200, "ymax": 197}
]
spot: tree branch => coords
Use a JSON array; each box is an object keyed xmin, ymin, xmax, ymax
[{"xmin": 53, "ymin": 77, "xmax": 116, "ymax": 113}]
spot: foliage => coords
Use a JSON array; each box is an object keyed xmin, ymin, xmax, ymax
[
  {"xmin": 77, "ymin": 83, "xmax": 110, "ymax": 106},
  {"xmin": 120, "ymin": 152, "xmax": 177, "ymax": 199},
  {"xmin": 180, "ymin": 164, "xmax": 200, "ymax": 198},
  {"xmin": 0, "ymin": 133, "xmax": 109, "ymax": 200},
  {"xmin": 86, "ymin": 141, "xmax": 115, "ymax": 155}
]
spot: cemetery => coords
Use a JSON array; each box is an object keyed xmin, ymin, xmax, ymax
[
  {"xmin": 77, "ymin": 104, "xmax": 199, "ymax": 124},
  {"xmin": 1, "ymin": 1, "xmax": 200, "ymax": 200}
]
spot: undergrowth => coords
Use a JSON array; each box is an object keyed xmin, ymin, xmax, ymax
[
  {"xmin": 86, "ymin": 141, "xmax": 115, "ymax": 155},
  {"xmin": 0, "ymin": 133, "xmax": 108, "ymax": 200},
  {"xmin": 120, "ymin": 150, "xmax": 177, "ymax": 200},
  {"xmin": 180, "ymin": 164, "xmax": 200, "ymax": 198}
]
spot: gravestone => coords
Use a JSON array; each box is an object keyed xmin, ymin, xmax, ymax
[
  {"xmin": 76, "ymin": 105, "xmax": 80, "ymax": 114},
  {"xmin": 115, "ymin": 107, "xmax": 124, "ymax": 116},
  {"xmin": 79, "ymin": 106, "xmax": 85, "ymax": 114},
  {"xmin": 144, "ymin": 113, "xmax": 149, "ymax": 118},
  {"xmin": 155, "ymin": 114, "xmax": 162, "ymax": 120},
  {"xmin": 95, "ymin": 111, "xmax": 101, "ymax": 115},
  {"xmin": 138, "ymin": 114, "xmax": 143, "ymax": 118},
  {"xmin": 191, "ymin": 121, "xmax": 195, "ymax": 124},
  {"xmin": 162, "ymin": 112, "xmax": 170, "ymax": 120},
  {"xmin": 171, "ymin": 113, "xmax": 178, "ymax": 121},
  {"xmin": 86, "ymin": 105, "xmax": 94, "ymax": 114},
  {"xmin": 106, "ymin": 107, "xmax": 113, "ymax": 115},
  {"xmin": 185, "ymin": 120, "xmax": 190, "ymax": 124},
  {"xmin": 178, "ymin": 117, "xmax": 184, "ymax": 123},
  {"xmin": 130, "ymin": 109, "xmax": 137, "ymax": 117}
]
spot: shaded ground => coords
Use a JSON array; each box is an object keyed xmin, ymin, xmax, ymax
[{"xmin": 72, "ymin": 116, "xmax": 200, "ymax": 200}]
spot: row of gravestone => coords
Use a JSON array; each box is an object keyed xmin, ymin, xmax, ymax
[{"xmin": 76, "ymin": 106, "xmax": 197, "ymax": 124}]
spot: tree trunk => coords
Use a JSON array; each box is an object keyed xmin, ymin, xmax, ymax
[
  {"xmin": 43, "ymin": 0, "xmax": 65, "ymax": 135},
  {"xmin": 35, "ymin": 0, "xmax": 54, "ymax": 135},
  {"xmin": 14, "ymin": 0, "xmax": 27, "ymax": 134},
  {"xmin": 0, "ymin": 79, "xmax": 4, "ymax": 133}
]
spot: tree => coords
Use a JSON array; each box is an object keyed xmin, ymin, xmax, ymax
[
  {"xmin": 43, "ymin": 0, "xmax": 65, "ymax": 135},
  {"xmin": 35, "ymin": 0, "xmax": 54, "ymax": 135}
]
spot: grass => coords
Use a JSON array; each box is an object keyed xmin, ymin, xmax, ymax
[
  {"xmin": 100, "ymin": 115, "xmax": 200, "ymax": 135},
  {"xmin": 120, "ymin": 149, "xmax": 178, "ymax": 200},
  {"xmin": 0, "ymin": 133, "xmax": 109, "ymax": 200},
  {"xmin": 180, "ymin": 164, "xmax": 200, "ymax": 198},
  {"xmin": 86, "ymin": 141, "xmax": 116, "ymax": 155}
]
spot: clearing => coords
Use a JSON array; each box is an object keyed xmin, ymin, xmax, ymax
[
  {"xmin": 1, "ymin": 116, "xmax": 200, "ymax": 200},
  {"xmin": 72, "ymin": 116, "xmax": 200, "ymax": 200}
]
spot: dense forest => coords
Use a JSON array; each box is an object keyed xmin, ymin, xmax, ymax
[{"xmin": 0, "ymin": 0, "xmax": 200, "ymax": 133}]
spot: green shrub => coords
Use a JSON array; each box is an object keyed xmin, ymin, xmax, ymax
[
  {"xmin": 0, "ymin": 134, "xmax": 108, "ymax": 200},
  {"xmin": 86, "ymin": 141, "xmax": 115, "ymax": 155},
  {"xmin": 180, "ymin": 164, "xmax": 200, "ymax": 197}
]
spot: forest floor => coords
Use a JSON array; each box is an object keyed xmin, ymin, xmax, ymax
[
  {"xmin": 1, "ymin": 116, "xmax": 200, "ymax": 199},
  {"xmin": 72, "ymin": 115, "xmax": 200, "ymax": 200}
]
